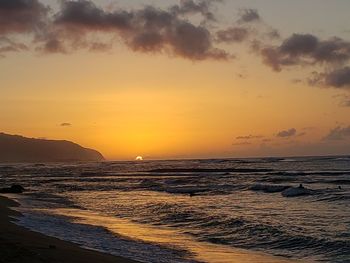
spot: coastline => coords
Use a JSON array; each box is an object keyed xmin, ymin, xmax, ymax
[
  {"xmin": 0, "ymin": 195, "xmax": 138, "ymax": 263},
  {"xmin": 0, "ymin": 195, "xmax": 303, "ymax": 263}
]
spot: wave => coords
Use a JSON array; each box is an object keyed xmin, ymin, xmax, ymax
[
  {"xmin": 249, "ymin": 184, "xmax": 291, "ymax": 193},
  {"xmin": 196, "ymin": 218, "xmax": 350, "ymax": 261},
  {"xmin": 148, "ymin": 168, "xmax": 274, "ymax": 173},
  {"xmin": 15, "ymin": 211, "xmax": 196, "ymax": 263},
  {"xmin": 138, "ymin": 202, "xmax": 350, "ymax": 261}
]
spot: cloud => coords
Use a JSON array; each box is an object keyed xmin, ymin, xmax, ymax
[
  {"xmin": 0, "ymin": 0, "xmax": 48, "ymax": 35},
  {"xmin": 324, "ymin": 126, "xmax": 350, "ymax": 140},
  {"xmin": 333, "ymin": 94, "xmax": 350, "ymax": 107},
  {"xmin": 170, "ymin": 0, "xmax": 222, "ymax": 21},
  {"xmin": 0, "ymin": 37, "xmax": 28, "ymax": 56},
  {"xmin": 232, "ymin": 142, "xmax": 251, "ymax": 146},
  {"xmin": 309, "ymin": 67, "xmax": 350, "ymax": 89},
  {"xmin": 60, "ymin": 123, "xmax": 72, "ymax": 127},
  {"xmin": 39, "ymin": 0, "xmax": 230, "ymax": 60},
  {"xmin": 259, "ymin": 34, "xmax": 350, "ymax": 71},
  {"xmin": 236, "ymin": 134, "xmax": 263, "ymax": 140},
  {"xmin": 341, "ymin": 100, "xmax": 350, "ymax": 107},
  {"xmin": 237, "ymin": 8, "xmax": 260, "ymax": 23},
  {"xmin": 276, "ymin": 128, "xmax": 297, "ymax": 138},
  {"xmin": 254, "ymin": 33, "xmax": 350, "ymax": 89},
  {"xmin": 216, "ymin": 27, "xmax": 250, "ymax": 43},
  {"xmin": 266, "ymin": 29, "xmax": 280, "ymax": 40},
  {"xmin": 1, "ymin": 0, "xmax": 349, "ymax": 87}
]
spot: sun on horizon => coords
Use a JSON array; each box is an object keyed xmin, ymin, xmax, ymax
[{"xmin": 135, "ymin": 156, "xmax": 143, "ymax": 161}]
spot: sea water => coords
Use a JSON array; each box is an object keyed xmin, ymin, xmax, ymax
[{"xmin": 1, "ymin": 157, "xmax": 349, "ymax": 262}]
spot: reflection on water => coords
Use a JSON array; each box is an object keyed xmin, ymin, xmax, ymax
[{"xmin": 15, "ymin": 205, "xmax": 300, "ymax": 263}]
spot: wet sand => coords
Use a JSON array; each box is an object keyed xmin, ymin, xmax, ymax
[{"xmin": 0, "ymin": 195, "xmax": 138, "ymax": 263}]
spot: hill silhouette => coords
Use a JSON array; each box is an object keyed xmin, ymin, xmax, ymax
[{"xmin": 0, "ymin": 133, "xmax": 104, "ymax": 163}]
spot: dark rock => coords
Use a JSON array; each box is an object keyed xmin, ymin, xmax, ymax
[{"xmin": 0, "ymin": 184, "xmax": 25, "ymax": 193}]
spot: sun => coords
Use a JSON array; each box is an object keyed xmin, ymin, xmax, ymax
[{"xmin": 135, "ymin": 156, "xmax": 143, "ymax": 161}]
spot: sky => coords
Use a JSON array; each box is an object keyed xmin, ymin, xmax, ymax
[{"xmin": 1, "ymin": 0, "xmax": 350, "ymax": 160}]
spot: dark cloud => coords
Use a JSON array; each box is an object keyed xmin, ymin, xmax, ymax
[
  {"xmin": 323, "ymin": 67, "xmax": 350, "ymax": 88},
  {"xmin": 1, "ymin": 0, "xmax": 349, "ymax": 82},
  {"xmin": 324, "ymin": 126, "xmax": 350, "ymax": 140},
  {"xmin": 170, "ymin": 0, "xmax": 221, "ymax": 21},
  {"xmin": 280, "ymin": 34, "xmax": 318, "ymax": 56},
  {"xmin": 0, "ymin": 0, "xmax": 48, "ymax": 35},
  {"xmin": 308, "ymin": 67, "xmax": 350, "ymax": 89},
  {"xmin": 256, "ymin": 34, "xmax": 350, "ymax": 72},
  {"xmin": 42, "ymin": 0, "xmax": 230, "ymax": 60},
  {"xmin": 266, "ymin": 29, "xmax": 280, "ymax": 39},
  {"xmin": 236, "ymin": 135, "xmax": 263, "ymax": 140},
  {"xmin": 254, "ymin": 33, "xmax": 350, "ymax": 89},
  {"xmin": 276, "ymin": 128, "xmax": 297, "ymax": 138},
  {"xmin": 60, "ymin": 123, "xmax": 72, "ymax": 127},
  {"xmin": 238, "ymin": 8, "xmax": 260, "ymax": 23},
  {"xmin": 53, "ymin": 0, "xmax": 133, "ymax": 31},
  {"xmin": 216, "ymin": 27, "xmax": 249, "ymax": 43}
]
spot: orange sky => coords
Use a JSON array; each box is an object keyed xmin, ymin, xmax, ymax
[{"xmin": 1, "ymin": 0, "xmax": 350, "ymax": 160}]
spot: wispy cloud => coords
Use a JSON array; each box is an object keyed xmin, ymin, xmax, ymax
[
  {"xmin": 324, "ymin": 126, "xmax": 350, "ymax": 140},
  {"xmin": 216, "ymin": 27, "xmax": 250, "ymax": 43},
  {"xmin": 237, "ymin": 8, "xmax": 260, "ymax": 24},
  {"xmin": 232, "ymin": 141, "xmax": 252, "ymax": 146},
  {"xmin": 236, "ymin": 134, "xmax": 264, "ymax": 140},
  {"xmin": 276, "ymin": 128, "xmax": 297, "ymax": 138},
  {"xmin": 60, "ymin": 122, "xmax": 72, "ymax": 127}
]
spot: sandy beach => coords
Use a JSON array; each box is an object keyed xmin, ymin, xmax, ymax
[{"xmin": 0, "ymin": 195, "xmax": 138, "ymax": 263}]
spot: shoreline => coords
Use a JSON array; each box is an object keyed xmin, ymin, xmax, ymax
[
  {"xmin": 0, "ymin": 195, "xmax": 138, "ymax": 263},
  {"xmin": 0, "ymin": 195, "xmax": 303, "ymax": 263}
]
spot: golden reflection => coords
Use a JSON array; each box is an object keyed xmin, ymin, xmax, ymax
[{"xmin": 40, "ymin": 208, "xmax": 300, "ymax": 263}]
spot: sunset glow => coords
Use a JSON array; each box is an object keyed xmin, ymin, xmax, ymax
[{"xmin": 1, "ymin": 0, "xmax": 350, "ymax": 160}]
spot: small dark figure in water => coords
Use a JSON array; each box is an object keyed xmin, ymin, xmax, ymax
[
  {"xmin": 299, "ymin": 184, "xmax": 304, "ymax": 189},
  {"xmin": 189, "ymin": 192, "xmax": 195, "ymax": 197},
  {"xmin": 338, "ymin": 186, "xmax": 342, "ymax": 190}
]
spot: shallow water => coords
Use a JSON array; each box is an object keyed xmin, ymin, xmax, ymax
[{"xmin": 1, "ymin": 156, "xmax": 350, "ymax": 262}]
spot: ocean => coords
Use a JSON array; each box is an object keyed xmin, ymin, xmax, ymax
[{"xmin": 0, "ymin": 156, "xmax": 349, "ymax": 262}]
